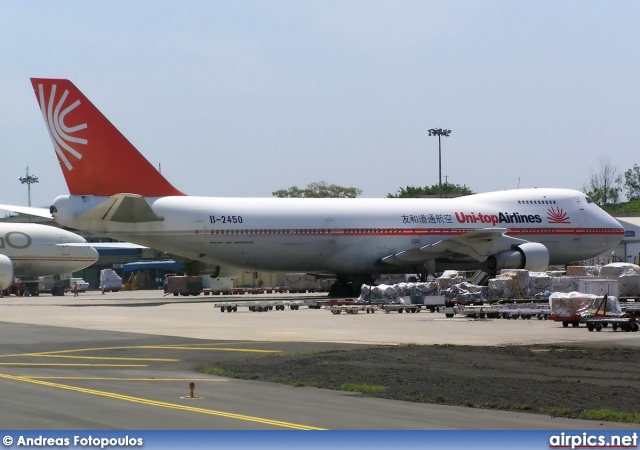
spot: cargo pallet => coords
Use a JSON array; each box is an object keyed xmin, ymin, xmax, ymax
[
  {"xmin": 328, "ymin": 303, "xmax": 378, "ymax": 314},
  {"xmin": 216, "ymin": 300, "xmax": 305, "ymax": 312},
  {"xmin": 581, "ymin": 316, "xmax": 639, "ymax": 332},
  {"xmin": 448, "ymin": 303, "xmax": 550, "ymax": 320},
  {"xmin": 550, "ymin": 294, "xmax": 639, "ymax": 332}
]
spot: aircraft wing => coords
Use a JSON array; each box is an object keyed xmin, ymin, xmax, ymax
[
  {"xmin": 0, "ymin": 204, "xmax": 53, "ymax": 219},
  {"xmin": 381, "ymin": 228, "xmax": 530, "ymax": 265},
  {"xmin": 76, "ymin": 194, "xmax": 163, "ymax": 223},
  {"xmin": 65, "ymin": 242, "xmax": 148, "ymax": 250}
]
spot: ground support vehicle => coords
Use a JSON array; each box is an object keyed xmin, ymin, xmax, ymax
[
  {"xmin": 216, "ymin": 300, "xmax": 304, "ymax": 312},
  {"xmin": 304, "ymin": 299, "xmax": 331, "ymax": 309},
  {"xmin": 549, "ymin": 314, "xmax": 582, "ymax": 328},
  {"xmin": 549, "ymin": 293, "xmax": 638, "ymax": 331},
  {"xmin": 447, "ymin": 303, "xmax": 550, "ymax": 320},
  {"xmin": 380, "ymin": 304, "xmax": 424, "ymax": 314},
  {"xmin": 327, "ymin": 303, "xmax": 378, "ymax": 315},
  {"xmin": 581, "ymin": 315, "xmax": 639, "ymax": 332},
  {"xmin": 621, "ymin": 302, "xmax": 640, "ymax": 315}
]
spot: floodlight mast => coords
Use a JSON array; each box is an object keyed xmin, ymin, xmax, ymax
[
  {"xmin": 18, "ymin": 166, "xmax": 39, "ymax": 207},
  {"xmin": 428, "ymin": 128, "xmax": 451, "ymax": 198}
]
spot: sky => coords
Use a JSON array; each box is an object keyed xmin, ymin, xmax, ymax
[{"xmin": 1, "ymin": 1, "xmax": 639, "ymax": 208}]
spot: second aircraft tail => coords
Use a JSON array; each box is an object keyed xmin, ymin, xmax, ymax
[{"xmin": 31, "ymin": 78, "xmax": 184, "ymax": 197}]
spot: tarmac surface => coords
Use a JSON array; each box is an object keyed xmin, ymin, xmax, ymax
[{"xmin": 0, "ymin": 290, "xmax": 638, "ymax": 430}]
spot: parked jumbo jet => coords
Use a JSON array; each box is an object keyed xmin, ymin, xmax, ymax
[
  {"xmin": 0, "ymin": 222, "xmax": 99, "ymax": 291},
  {"xmin": 19, "ymin": 78, "xmax": 624, "ymax": 296}
]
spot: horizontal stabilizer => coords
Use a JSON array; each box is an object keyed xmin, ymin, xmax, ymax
[
  {"xmin": 77, "ymin": 194, "xmax": 163, "ymax": 223},
  {"xmin": 0, "ymin": 204, "xmax": 53, "ymax": 219}
]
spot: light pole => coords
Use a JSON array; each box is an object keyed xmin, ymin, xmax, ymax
[
  {"xmin": 428, "ymin": 128, "xmax": 451, "ymax": 198},
  {"xmin": 18, "ymin": 166, "xmax": 39, "ymax": 207}
]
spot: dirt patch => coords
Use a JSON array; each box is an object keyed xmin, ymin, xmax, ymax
[{"xmin": 207, "ymin": 344, "xmax": 640, "ymax": 418}]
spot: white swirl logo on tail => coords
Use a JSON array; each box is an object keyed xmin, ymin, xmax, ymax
[{"xmin": 37, "ymin": 83, "xmax": 87, "ymax": 171}]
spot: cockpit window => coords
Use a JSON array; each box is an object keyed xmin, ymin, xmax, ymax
[{"xmin": 585, "ymin": 197, "xmax": 594, "ymax": 204}]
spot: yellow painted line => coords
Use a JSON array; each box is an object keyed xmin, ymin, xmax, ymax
[
  {"xmin": 0, "ymin": 373, "xmax": 324, "ymax": 430},
  {"xmin": 25, "ymin": 354, "xmax": 178, "ymax": 362},
  {"xmin": 22, "ymin": 377, "xmax": 226, "ymax": 382},
  {"xmin": 137, "ymin": 346, "xmax": 280, "ymax": 353},
  {"xmin": 0, "ymin": 363, "xmax": 147, "ymax": 367},
  {"xmin": 5, "ymin": 345, "xmax": 280, "ymax": 356}
]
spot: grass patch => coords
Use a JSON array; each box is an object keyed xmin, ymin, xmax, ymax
[
  {"xmin": 293, "ymin": 350, "xmax": 324, "ymax": 356},
  {"xmin": 579, "ymin": 409, "xmax": 640, "ymax": 424},
  {"xmin": 292, "ymin": 381, "xmax": 306, "ymax": 387},
  {"xmin": 543, "ymin": 407, "xmax": 573, "ymax": 417},
  {"xmin": 340, "ymin": 383, "xmax": 386, "ymax": 394},
  {"xmin": 197, "ymin": 365, "xmax": 258, "ymax": 380},
  {"xmin": 540, "ymin": 407, "xmax": 640, "ymax": 424},
  {"xmin": 511, "ymin": 404, "xmax": 531, "ymax": 411}
]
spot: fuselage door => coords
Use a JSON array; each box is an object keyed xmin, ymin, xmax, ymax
[
  {"xmin": 60, "ymin": 237, "xmax": 70, "ymax": 255},
  {"xmin": 324, "ymin": 218, "xmax": 337, "ymax": 248}
]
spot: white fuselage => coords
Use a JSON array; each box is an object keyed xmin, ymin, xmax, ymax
[
  {"xmin": 0, "ymin": 222, "xmax": 99, "ymax": 277},
  {"xmin": 50, "ymin": 188, "xmax": 623, "ymax": 275}
]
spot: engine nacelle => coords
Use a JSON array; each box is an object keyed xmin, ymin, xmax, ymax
[
  {"xmin": 0, "ymin": 254, "xmax": 14, "ymax": 290},
  {"xmin": 484, "ymin": 242, "xmax": 550, "ymax": 273}
]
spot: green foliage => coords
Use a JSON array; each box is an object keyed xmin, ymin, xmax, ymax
[
  {"xmin": 272, "ymin": 181, "xmax": 362, "ymax": 198},
  {"xmin": 197, "ymin": 365, "xmax": 241, "ymax": 378},
  {"xmin": 579, "ymin": 409, "xmax": 640, "ymax": 424},
  {"xmin": 600, "ymin": 199, "xmax": 640, "ymax": 213},
  {"xmin": 583, "ymin": 157, "xmax": 622, "ymax": 206},
  {"xmin": 340, "ymin": 383, "xmax": 386, "ymax": 394},
  {"xmin": 387, "ymin": 183, "xmax": 473, "ymax": 198},
  {"xmin": 540, "ymin": 407, "xmax": 640, "ymax": 424},
  {"xmin": 624, "ymin": 164, "xmax": 640, "ymax": 200}
]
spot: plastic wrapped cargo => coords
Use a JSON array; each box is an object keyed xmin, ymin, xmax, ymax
[
  {"xmin": 618, "ymin": 274, "xmax": 640, "ymax": 297},
  {"xmin": 359, "ymin": 281, "xmax": 441, "ymax": 302},
  {"xmin": 600, "ymin": 263, "xmax": 640, "ymax": 280},
  {"xmin": 549, "ymin": 292, "xmax": 622, "ymax": 318},
  {"xmin": 100, "ymin": 269, "xmax": 123, "ymax": 292},
  {"xmin": 551, "ymin": 276, "xmax": 579, "ymax": 293},
  {"xmin": 488, "ymin": 271, "xmax": 528, "ymax": 299},
  {"xmin": 565, "ymin": 266, "xmax": 600, "ymax": 277},
  {"xmin": 528, "ymin": 272, "xmax": 553, "ymax": 295}
]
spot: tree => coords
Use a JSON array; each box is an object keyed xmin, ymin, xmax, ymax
[
  {"xmin": 583, "ymin": 157, "xmax": 622, "ymax": 206},
  {"xmin": 624, "ymin": 164, "xmax": 640, "ymax": 200},
  {"xmin": 272, "ymin": 181, "xmax": 362, "ymax": 198},
  {"xmin": 387, "ymin": 183, "xmax": 473, "ymax": 198}
]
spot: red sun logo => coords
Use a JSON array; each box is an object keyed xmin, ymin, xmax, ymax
[{"xmin": 547, "ymin": 207, "xmax": 570, "ymax": 224}]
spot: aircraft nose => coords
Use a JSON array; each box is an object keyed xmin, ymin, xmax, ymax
[{"xmin": 85, "ymin": 245, "xmax": 99, "ymax": 263}]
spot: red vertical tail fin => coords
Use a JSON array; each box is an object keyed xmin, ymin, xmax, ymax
[{"xmin": 31, "ymin": 78, "xmax": 184, "ymax": 197}]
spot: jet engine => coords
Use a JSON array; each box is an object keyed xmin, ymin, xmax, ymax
[
  {"xmin": 484, "ymin": 242, "xmax": 550, "ymax": 273},
  {"xmin": 0, "ymin": 254, "xmax": 14, "ymax": 291}
]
